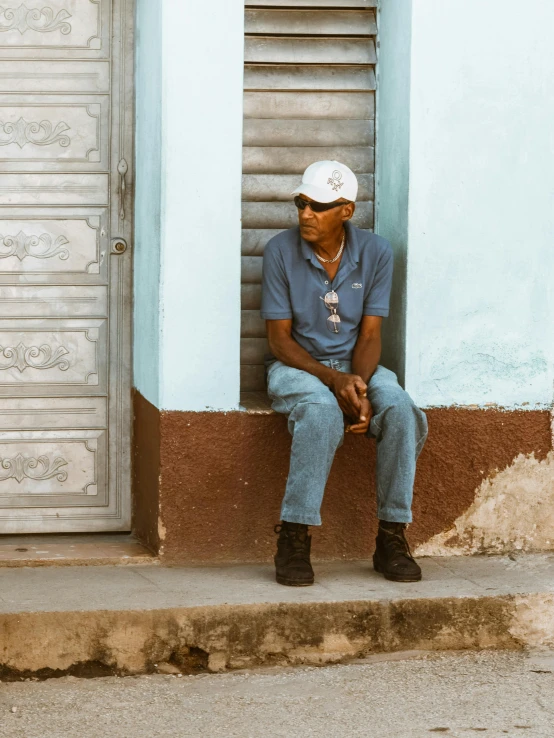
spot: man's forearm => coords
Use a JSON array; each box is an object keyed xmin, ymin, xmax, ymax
[
  {"xmin": 267, "ymin": 322, "xmax": 371, "ymax": 419},
  {"xmin": 269, "ymin": 333, "xmax": 338, "ymax": 387},
  {"xmin": 352, "ymin": 335, "xmax": 381, "ymax": 385}
]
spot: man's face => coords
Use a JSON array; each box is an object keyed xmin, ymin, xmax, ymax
[{"xmin": 296, "ymin": 195, "xmax": 355, "ymax": 243}]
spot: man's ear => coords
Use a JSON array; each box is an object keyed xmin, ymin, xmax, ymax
[{"xmin": 342, "ymin": 202, "xmax": 356, "ymax": 221}]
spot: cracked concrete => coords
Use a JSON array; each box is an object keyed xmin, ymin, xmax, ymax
[{"xmin": 0, "ymin": 555, "xmax": 553, "ymax": 676}]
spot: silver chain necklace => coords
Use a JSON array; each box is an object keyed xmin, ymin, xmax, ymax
[{"xmin": 315, "ymin": 232, "xmax": 345, "ymax": 264}]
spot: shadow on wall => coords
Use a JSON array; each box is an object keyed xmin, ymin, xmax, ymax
[{"xmin": 379, "ymin": 251, "xmax": 406, "ymax": 386}]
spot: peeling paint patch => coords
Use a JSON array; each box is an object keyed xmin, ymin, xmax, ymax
[{"xmin": 415, "ymin": 451, "xmax": 554, "ymax": 556}]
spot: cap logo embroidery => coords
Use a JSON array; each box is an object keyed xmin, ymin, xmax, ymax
[{"xmin": 327, "ymin": 169, "xmax": 344, "ymax": 192}]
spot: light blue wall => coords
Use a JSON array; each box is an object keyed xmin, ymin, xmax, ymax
[
  {"xmin": 133, "ymin": 0, "xmax": 162, "ymax": 407},
  {"xmin": 377, "ymin": 0, "xmax": 554, "ymax": 409},
  {"xmin": 405, "ymin": 0, "xmax": 554, "ymax": 408},
  {"xmin": 133, "ymin": 0, "xmax": 244, "ymax": 411},
  {"xmin": 158, "ymin": 0, "xmax": 244, "ymax": 411},
  {"xmin": 376, "ymin": 0, "xmax": 412, "ymax": 386}
]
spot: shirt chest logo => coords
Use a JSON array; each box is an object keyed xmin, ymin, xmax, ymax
[{"xmin": 352, "ymin": 283, "xmax": 363, "ymax": 289}]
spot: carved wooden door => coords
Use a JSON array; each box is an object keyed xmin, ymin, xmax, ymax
[{"xmin": 0, "ymin": 0, "xmax": 133, "ymax": 532}]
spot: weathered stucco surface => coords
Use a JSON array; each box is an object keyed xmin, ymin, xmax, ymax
[
  {"xmin": 131, "ymin": 389, "xmax": 551, "ymax": 563},
  {"xmin": 416, "ymin": 451, "xmax": 554, "ymax": 556},
  {"xmin": 404, "ymin": 0, "xmax": 554, "ymax": 408},
  {"xmin": 510, "ymin": 593, "xmax": 554, "ymax": 649}
]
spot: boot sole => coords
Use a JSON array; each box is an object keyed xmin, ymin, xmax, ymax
[
  {"xmin": 276, "ymin": 575, "xmax": 314, "ymax": 587},
  {"xmin": 373, "ymin": 558, "xmax": 422, "ymax": 583}
]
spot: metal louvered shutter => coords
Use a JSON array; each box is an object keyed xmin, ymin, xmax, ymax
[{"xmin": 241, "ymin": 0, "xmax": 377, "ymax": 396}]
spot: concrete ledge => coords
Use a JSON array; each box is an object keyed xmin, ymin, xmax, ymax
[
  {"xmin": 133, "ymin": 392, "xmax": 552, "ymax": 563},
  {"xmin": 1, "ymin": 554, "xmax": 554, "ymax": 676}
]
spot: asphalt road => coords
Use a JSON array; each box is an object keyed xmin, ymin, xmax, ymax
[{"xmin": 0, "ymin": 650, "xmax": 553, "ymax": 738}]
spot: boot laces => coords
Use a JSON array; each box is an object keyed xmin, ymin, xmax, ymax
[
  {"xmin": 382, "ymin": 525, "xmax": 415, "ymax": 562},
  {"xmin": 274, "ymin": 524, "xmax": 311, "ymax": 564}
]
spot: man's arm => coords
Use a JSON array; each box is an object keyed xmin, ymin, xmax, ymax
[
  {"xmin": 351, "ymin": 315, "xmax": 382, "ymax": 384},
  {"xmin": 266, "ymin": 319, "xmax": 367, "ymax": 419},
  {"xmin": 347, "ymin": 315, "xmax": 382, "ymax": 433}
]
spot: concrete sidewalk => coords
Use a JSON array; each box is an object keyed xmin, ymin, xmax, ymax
[
  {"xmin": 2, "ymin": 652, "xmax": 554, "ymax": 738},
  {"xmin": 0, "ymin": 554, "xmax": 554, "ymax": 677}
]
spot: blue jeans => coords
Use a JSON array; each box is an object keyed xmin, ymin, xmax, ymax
[{"xmin": 267, "ymin": 360, "xmax": 428, "ymax": 526}]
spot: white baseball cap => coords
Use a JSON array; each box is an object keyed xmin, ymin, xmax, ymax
[{"xmin": 291, "ymin": 160, "xmax": 358, "ymax": 204}]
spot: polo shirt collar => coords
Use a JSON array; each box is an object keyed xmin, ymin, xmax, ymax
[{"xmin": 300, "ymin": 229, "xmax": 318, "ymax": 264}]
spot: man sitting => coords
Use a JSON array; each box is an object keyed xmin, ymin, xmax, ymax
[{"xmin": 261, "ymin": 160, "xmax": 428, "ymax": 587}]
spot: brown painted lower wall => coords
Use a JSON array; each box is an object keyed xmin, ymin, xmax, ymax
[
  {"xmin": 132, "ymin": 392, "xmax": 551, "ymax": 563},
  {"xmin": 132, "ymin": 390, "xmax": 161, "ymax": 554}
]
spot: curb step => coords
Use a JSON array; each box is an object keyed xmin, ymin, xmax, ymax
[{"xmin": 0, "ymin": 555, "xmax": 552, "ymax": 677}]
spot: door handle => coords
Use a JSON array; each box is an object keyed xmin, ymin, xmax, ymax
[{"xmin": 117, "ymin": 158, "xmax": 128, "ymax": 221}]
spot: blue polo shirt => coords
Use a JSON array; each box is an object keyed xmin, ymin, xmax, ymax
[{"xmin": 260, "ymin": 221, "xmax": 393, "ymax": 362}]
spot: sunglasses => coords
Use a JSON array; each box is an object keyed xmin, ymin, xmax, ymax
[
  {"xmin": 294, "ymin": 195, "xmax": 349, "ymax": 213},
  {"xmin": 320, "ymin": 290, "xmax": 341, "ymax": 333}
]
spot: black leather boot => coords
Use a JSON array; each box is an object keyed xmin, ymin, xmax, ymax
[
  {"xmin": 274, "ymin": 521, "xmax": 314, "ymax": 587},
  {"xmin": 373, "ymin": 521, "xmax": 422, "ymax": 582}
]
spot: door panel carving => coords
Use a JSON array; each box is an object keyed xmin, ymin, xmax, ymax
[
  {"xmin": 0, "ymin": 0, "xmax": 133, "ymax": 533},
  {"xmin": 0, "ymin": 321, "xmax": 105, "ymax": 388},
  {"xmin": 0, "ymin": 5, "xmax": 74, "ymax": 36},
  {"xmin": 0, "ymin": 230, "xmax": 71, "ymax": 262},
  {"xmin": 0, "ymin": 216, "xmax": 104, "ymax": 273},
  {"xmin": 0, "ymin": 1, "xmax": 107, "ymax": 56},
  {"xmin": 0, "ymin": 97, "xmax": 109, "ymax": 170},
  {"xmin": 0, "ymin": 430, "xmax": 106, "ymax": 506}
]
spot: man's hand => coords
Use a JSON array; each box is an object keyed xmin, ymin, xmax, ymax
[
  {"xmin": 330, "ymin": 373, "xmax": 367, "ymax": 418},
  {"xmin": 346, "ymin": 397, "xmax": 372, "ymax": 435}
]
